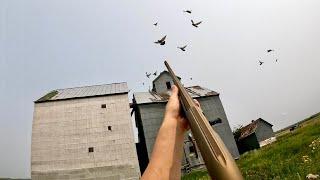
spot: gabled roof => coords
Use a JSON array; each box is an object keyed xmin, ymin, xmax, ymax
[
  {"xmin": 35, "ymin": 82, "xmax": 128, "ymax": 103},
  {"xmin": 152, "ymin": 71, "xmax": 181, "ymax": 84},
  {"xmin": 239, "ymin": 118, "xmax": 273, "ymax": 140},
  {"xmin": 133, "ymin": 86, "xmax": 219, "ymax": 105}
]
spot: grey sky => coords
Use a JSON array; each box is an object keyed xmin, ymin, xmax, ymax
[{"xmin": 1, "ymin": 0, "xmax": 320, "ymax": 178}]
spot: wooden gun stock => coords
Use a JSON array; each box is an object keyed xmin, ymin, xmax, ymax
[{"xmin": 164, "ymin": 61, "xmax": 243, "ymax": 180}]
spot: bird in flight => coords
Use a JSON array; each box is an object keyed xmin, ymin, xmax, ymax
[
  {"xmin": 267, "ymin": 49, "xmax": 274, "ymax": 53},
  {"xmin": 154, "ymin": 35, "xmax": 166, "ymax": 45},
  {"xmin": 190, "ymin": 77, "xmax": 193, "ymax": 80},
  {"xmin": 184, "ymin": 10, "xmax": 192, "ymax": 14},
  {"xmin": 153, "ymin": 22, "xmax": 158, "ymax": 26},
  {"xmin": 191, "ymin": 20, "xmax": 202, "ymax": 27},
  {"xmin": 276, "ymin": 59, "xmax": 278, "ymax": 62},
  {"xmin": 153, "ymin": 71, "xmax": 157, "ymax": 76},
  {"xmin": 259, "ymin": 61, "xmax": 264, "ymax": 66},
  {"xmin": 178, "ymin": 45, "xmax": 187, "ymax": 51},
  {"xmin": 146, "ymin": 72, "xmax": 151, "ymax": 78}
]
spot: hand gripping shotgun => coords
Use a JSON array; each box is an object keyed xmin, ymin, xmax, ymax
[{"xmin": 164, "ymin": 61, "xmax": 243, "ymax": 180}]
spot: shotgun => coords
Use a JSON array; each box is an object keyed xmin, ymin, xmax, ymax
[{"xmin": 164, "ymin": 61, "xmax": 243, "ymax": 180}]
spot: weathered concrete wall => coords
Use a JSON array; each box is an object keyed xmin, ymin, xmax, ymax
[
  {"xmin": 199, "ymin": 96, "xmax": 240, "ymax": 158},
  {"xmin": 137, "ymin": 95, "xmax": 240, "ymax": 163},
  {"xmin": 137, "ymin": 103, "xmax": 166, "ymax": 158},
  {"xmin": 256, "ymin": 121, "xmax": 275, "ymax": 142},
  {"xmin": 31, "ymin": 94, "xmax": 140, "ymax": 180},
  {"xmin": 32, "ymin": 165, "xmax": 138, "ymax": 180}
]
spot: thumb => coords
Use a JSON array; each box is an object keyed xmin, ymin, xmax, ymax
[{"xmin": 171, "ymin": 85, "xmax": 178, "ymax": 96}]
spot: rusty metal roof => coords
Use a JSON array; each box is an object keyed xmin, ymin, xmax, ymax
[
  {"xmin": 133, "ymin": 86, "xmax": 219, "ymax": 105},
  {"xmin": 239, "ymin": 118, "xmax": 273, "ymax": 140},
  {"xmin": 35, "ymin": 82, "xmax": 128, "ymax": 103},
  {"xmin": 238, "ymin": 121, "xmax": 258, "ymax": 140}
]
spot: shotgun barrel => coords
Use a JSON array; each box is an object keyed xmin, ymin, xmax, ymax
[{"xmin": 164, "ymin": 61, "xmax": 243, "ymax": 180}]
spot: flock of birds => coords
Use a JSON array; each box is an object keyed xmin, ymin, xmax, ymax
[
  {"xmin": 259, "ymin": 49, "xmax": 279, "ymax": 66},
  {"xmin": 144, "ymin": 9, "xmax": 201, "ymax": 82},
  {"xmin": 142, "ymin": 9, "xmax": 279, "ymax": 87},
  {"xmin": 145, "ymin": 71, "xmax": 157, "ymax": 79},
  {"xmin": 153, "ymin": 9, "xmax": 202, "ymax": 53}
]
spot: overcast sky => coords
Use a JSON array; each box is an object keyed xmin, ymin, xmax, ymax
[{"xmin": 1, "ymin": 0, "xmax": 320, "ymax": 178}]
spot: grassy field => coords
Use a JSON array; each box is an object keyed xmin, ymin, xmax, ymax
[{"xmin": 182, "ymin": 113, "xmax": 320, "ymax": 180}]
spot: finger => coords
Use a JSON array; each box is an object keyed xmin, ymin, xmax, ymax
[
  {"xmin": 194, "ymin": 99, "xmax": 201, "ymax": 107},
  {"xmin": 170, "ymin": 85, "xmax": 179, "ymax": 99}
]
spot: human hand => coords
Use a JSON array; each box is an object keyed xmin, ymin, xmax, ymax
[{"xmin": 164, "ymin": 85, "xmax": 200, "ymax": 132}]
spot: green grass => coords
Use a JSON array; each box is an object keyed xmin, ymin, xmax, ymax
[
  {"xmin": 181, "ymin": 170, "xmax": 211, "ymax": 180},
  {"xmin": 182, "ymin": 114, "xmax": 320, "ymax": 180}
]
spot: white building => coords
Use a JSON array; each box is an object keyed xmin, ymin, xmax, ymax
[{"xmin": 31, "ymin": 82, "xmax": 140, "ymax": 180}]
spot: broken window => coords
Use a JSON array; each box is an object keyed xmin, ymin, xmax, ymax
[
  {"xmin": 88, "ymin": 147, "xmax": 94, "ymax": 153},
  {"xmin": 101, "ymin": 104, "xmax": 106, "ymax": 108},
  {"xmin": 209, "ymin": 118, "xmax": 222, "ymax": 126},
  {"xmin": 108, "ymin": 126, "xmax": 112, "ymax": 131},
  {"xmin": 166, "ymin": 81, "xmax": 171, "ymax": 89}
]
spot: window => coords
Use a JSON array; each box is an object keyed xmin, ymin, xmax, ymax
[
  {"xmin": 189, "ymin": 145, "xmax": 199, "ymax": 158},
  {"xmin": 88, "ymin": 147, "xmax": 94, "ymax": 153},
  {"xmin": 101, "ymin": 104, "xmax": 106, "ymax": 108},
  {"xmin": 166, "ymin": 81, "xmax": 171, "ymax": 89},
  {"xmin": 209, "ymin": 118, "xmax": 222, "ymax": 126},
  {"xmin": 189, "ymin": 145, "xmax": 195, "ymax": 153},
  {"xmin": 108, "ymin": 126, "xmax": 112, "ymax": 131}
]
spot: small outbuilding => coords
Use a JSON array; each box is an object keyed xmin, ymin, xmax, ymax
[{"xmin": 236, "ymin": 118, "xmax": 276, "ymax": 154}]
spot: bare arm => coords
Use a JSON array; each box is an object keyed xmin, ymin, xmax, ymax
[{"xmin": 141, "ymin": 85, "xmax": 193, "ymax": 180}]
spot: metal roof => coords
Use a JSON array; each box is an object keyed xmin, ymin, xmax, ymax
[
  {"xmin": 133, "ymin": 86, "xmax": 219, "ymax": 105},
  {"xmin": 35, "ymin": 82, "xmax": 128, "ymax": 103}
]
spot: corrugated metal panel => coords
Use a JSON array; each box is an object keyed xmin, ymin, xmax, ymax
[
  {"xmin": 186, "ymin": 86, "xmax": 219, "ymax": 97},
  {"xmin": 36, "ymin": 82, "xmax": 128, "ymax": 102},
  {"xmin": 133, "ymin": 86, "xmax": 219, "ymax": 104}
]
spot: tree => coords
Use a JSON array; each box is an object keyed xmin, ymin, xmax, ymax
[{"xmin": 233, "ymin": 125, "xmax": 243, "ymax": 143}]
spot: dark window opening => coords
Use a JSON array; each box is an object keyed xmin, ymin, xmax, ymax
[
  {"xmin": 189, "ymin": 146, "xmax": 195, "ymax": 154},
  {"xmin": 108, "ymin": 126, "xmax": 112, "ymax": 131},
  {"xmin": 209, "ymin": 118, "xmax": 222, "ymax": 126},
  {"xmin": 88, "ymin": 147, "xmax": 94, "ymax": 153},
  {"xmin": 166, "ymin": 81, "xmax": 171, "ymax": 89},
  {"xmin": 101, "ymin": 104, "xmax": 106, "ymax": 108},
  {"xmin": 152, "ymin": 83, "xmax": 156, "ymax": 92}
]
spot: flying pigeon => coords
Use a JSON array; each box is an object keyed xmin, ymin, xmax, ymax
[
  {"xmin": 267, "ymin": 49, "xmax": 274, "ymax": 53},
  {"xmin": 184, "ymin": 10, "xmax": 192, "ymax": 14},
  {"xmin": 153, "ymin": 22, "xmax": 158, "ymax": 26},
  {"xmin": 191, "ymin": 20, "xmax": 202, "ymax": 28},
  {"xmin": 259, "ymin": 61, "xmax": 264, "ymax": 66},
  {"xmin": 178, "ymin": 45, "xmax": 187, "ymax": 51},
  {"xmin": 146, "ymin": 72, "xmax": 151, "ymax": 78},
  {"xmin": 190, "ymin": 77, "xmax": 193, "ymax": 80},
  {"xmin": 154, "ymin": 35, "xmax": 166, "ymax": 45},
  {"xmin": 153, "ymin": 71, "xmax": 157, "ymax": 76}
]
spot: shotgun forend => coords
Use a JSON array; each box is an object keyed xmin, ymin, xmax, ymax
[{"xmin": 164, "ymin": 61, "xmax": 243, "ymax": 180}]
